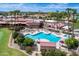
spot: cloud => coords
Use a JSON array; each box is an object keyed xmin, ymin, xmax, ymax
[
  {"xmin": 43, "ymin": 3, "xmax": 79, "ymax": 9},
  {"xmin": 0, "ymin": 3, "xmax": 23, "ymax": 11},
  {"xmin": 0, "ymin": 3, "xmax": 79, "ymax": 12}
]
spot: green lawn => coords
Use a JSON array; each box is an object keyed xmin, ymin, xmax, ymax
[
  {"xmin": 74, "ymin": 21, "xmax": 79, "ymax": 29},
  {"xmin": 0, "ymin": 28, "xmax": 26, "ymax": 56}
]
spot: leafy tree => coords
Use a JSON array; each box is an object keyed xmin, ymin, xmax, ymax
[
  {"xmin": 65, "ymin": 38, "xmax": 79, "ymax": 49},
  {"xmin": 48, "ymin": 12, "xmax": 57, "ymax": 20},
  {"xmin": 39, "ymin": 16, "xmax": 42, "ymax": 19},
  {"xmin": 41, "ymin": 49, "xmax": 47, "ymax": 56},
  {"xmin": 41, "ymin": 49, "xmax": 66, "ymax": 56},
  {"xmin": 22, "ymin": 37, "xmax": 34, "ymax": 46},
  {"xmin": 14, "ymin": 26, "xmax": 25, "ymax": 31},
  {"xmin": 10, "ymin": 10, "xmax": 21, "ymax": 15},
  {"xmin": 48, "ymin": 11, "xmax": 67, "ymax": 21},
  {"xmin": 16, "ymin": 34, "xmax": 25, "ymax": 44},
  {"xmin": 12, "ymin": 31, "xmax": 19, "ymax": 39}
]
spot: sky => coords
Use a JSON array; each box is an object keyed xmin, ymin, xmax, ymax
[{"xmin": 0, "ymin": 3, "xmax": 79, "ymax": 12}]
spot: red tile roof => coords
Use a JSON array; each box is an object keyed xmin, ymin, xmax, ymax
[
  {"xmin": 0, "ymin": 21, "xmax": 6, "ymax": 24},
  {"xmin": 39, "ymin": 42, "xmax": 56, "ymax": 47},
  {"xmin": 15, "ymin": 18, "xmax": 34, "ymax": 22}
]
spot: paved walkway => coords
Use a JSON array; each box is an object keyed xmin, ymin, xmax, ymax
[
  {"xmin": 8, "ymin": 33, "xmax": 42, "ymax": 56},
  {"xmin": 60, "ymin": 47, "xmax": 72, "ymax": 56},
  {"xmin": 8, "ymin": 33, "xmax": 30, "ymax": 56},
  {"xmin": 75, "ymin": 47, "xmax": 79, "ymax": 55},
  {"xmin": 31, "ymin": 51, "xmax": 41, "ymax": 56}
]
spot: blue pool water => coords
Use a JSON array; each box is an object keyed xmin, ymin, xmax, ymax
[{"xmin": 25, "ymin": 32, "xmax": 61, "ymax": 43}]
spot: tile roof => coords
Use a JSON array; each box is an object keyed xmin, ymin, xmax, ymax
[{"xmin": 39, "ymin": 42, "xmax": 56, "ymax": 47}]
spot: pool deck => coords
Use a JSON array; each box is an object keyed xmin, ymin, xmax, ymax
[
  {"xmin": 21, "ymin": 28, "xmax": 69, "ymax": 50},
  {"xmin": 22, "ymin": 28, "xmax": 64, "ymax": 42},
  {"xmin": 22, "ymin": 28, "xmax": 60, "ymax": 36},
  {"xmin": 22, "ymin": 28, "xmax": 67, "ymax": 41},
  {"xmin": 35, "ymin": 39, "xmax": 50, "ymax": 42}
]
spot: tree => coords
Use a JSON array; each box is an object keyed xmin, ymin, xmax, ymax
[
  {"xmin": 14, "ymin": 26, "xmax": 25, "ymax": 31},
  {"xmin": 41, "ymin": 49, "xmax": 46, "ymax": 56},
  {"xmin": 71, "ymin": 9, "xmax": 77, "ymax": 38},
  {"xmin": 12, "ymin": 31, "xmax": 19, "ymax": 39},
  {"xmin": 48, "ymin": 12, "xmax": 57, "ymax": 20},
  {"xmin": 58, "ymin": 11, "xmax": 67, "ymax": 20},
  {"xmin": 11, "ymin": 10, "xmax": 21, "ymax": 15},
  {"xmin": 16, "ymin": 33, "xmax": 25, "ymax": 45},
  {"xmin": 41, "ymin": 49, "xmax": 66, "ymax": 56},
  {"xmin": 65, "ymin": 38, "xmax": 79, "ymax": 49},
  {"xmin": 22, "ymin": 37, "xmax": 34, "ymax": 46},
  {"xmin": 66, "ymin": 8, "xmax": 77, "ymax": 38}
]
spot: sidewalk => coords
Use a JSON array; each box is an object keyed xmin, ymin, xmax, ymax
[{"xmin": 8, "ymin": 33, "xmax": 29, "ymax": 56}]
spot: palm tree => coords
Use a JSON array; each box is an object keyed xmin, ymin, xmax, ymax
[
  {"xmin": 55, "ymin": 10, "xmax": 60, "ymax": 31},
  {"xmin": 66, "ymin": 8, "xmax": 77, "ymax": 39},
  {"xmin": 8, "ymin": 11, "xmax": 14, "ymax": 28},
  {"xmin": 56, "ymin": 10, "xmax": 59, "ymax": 20},
  {"xmin": 71, "ymin": 9, "xmax": 77, "ymax": 38},
  {"xmin": 59, "ymin": 11, "xmax": 67, "ymax": 21},
  {"xmin": 12, "ymin": 10, "xmax": 21, "ymax": 30},
  {"xmin": 66, "ymin": 8, "xmax": 72, "ymax": 38}
]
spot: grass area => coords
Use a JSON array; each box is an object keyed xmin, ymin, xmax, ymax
[
  {"xmin": 74, "ymin": 21, "xmax": 79, "ymax": 29},
  {"xmin": 0, "ymin": 28, "xmax": 26, "ymax": 56}
]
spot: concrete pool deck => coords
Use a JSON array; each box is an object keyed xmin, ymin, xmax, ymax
[
  {"xmin": 35, "ymin": 39, "xmax": 50, "ymax": 42},
  {"xmin": 22, "ymin": 28, "xmax": 60, "ymax": 36},
  {"xmin": 22, "ymin": 28, "xmax": 70, "ymax": 44},
  {"xmin": 22, "ymin": 28, "xmax": 72, "ymax": 50}
]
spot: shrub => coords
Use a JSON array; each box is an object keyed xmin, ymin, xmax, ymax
[
  {"xmin": 12, "ymin": 31, "xmax": 19, "ymax": 39},
  {"xmin": 26, "ymin": 46, "xmax": 32, "ymax": 54},
  {"xmin": 41, "ymin": 49, "xmax": 66, "ymax": 56},
  {"xmin": 22, "ymin": 37, "xmax": 34, "ymax": 46},
  {"xmin": 16, "ymin": 33, "xmax": 25, "ymax": 44},
  {"xmin": 65, "ymin": 38, "xmax": 79, "ymax": 49},
  {"xmin": 14, "ymin": 26, "xmax": 25, "ymax": 31}
]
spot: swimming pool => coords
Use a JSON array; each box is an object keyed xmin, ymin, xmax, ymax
[{"xmin": 25, "ymin": 32, "xmax": 61, "ymax": 43}]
